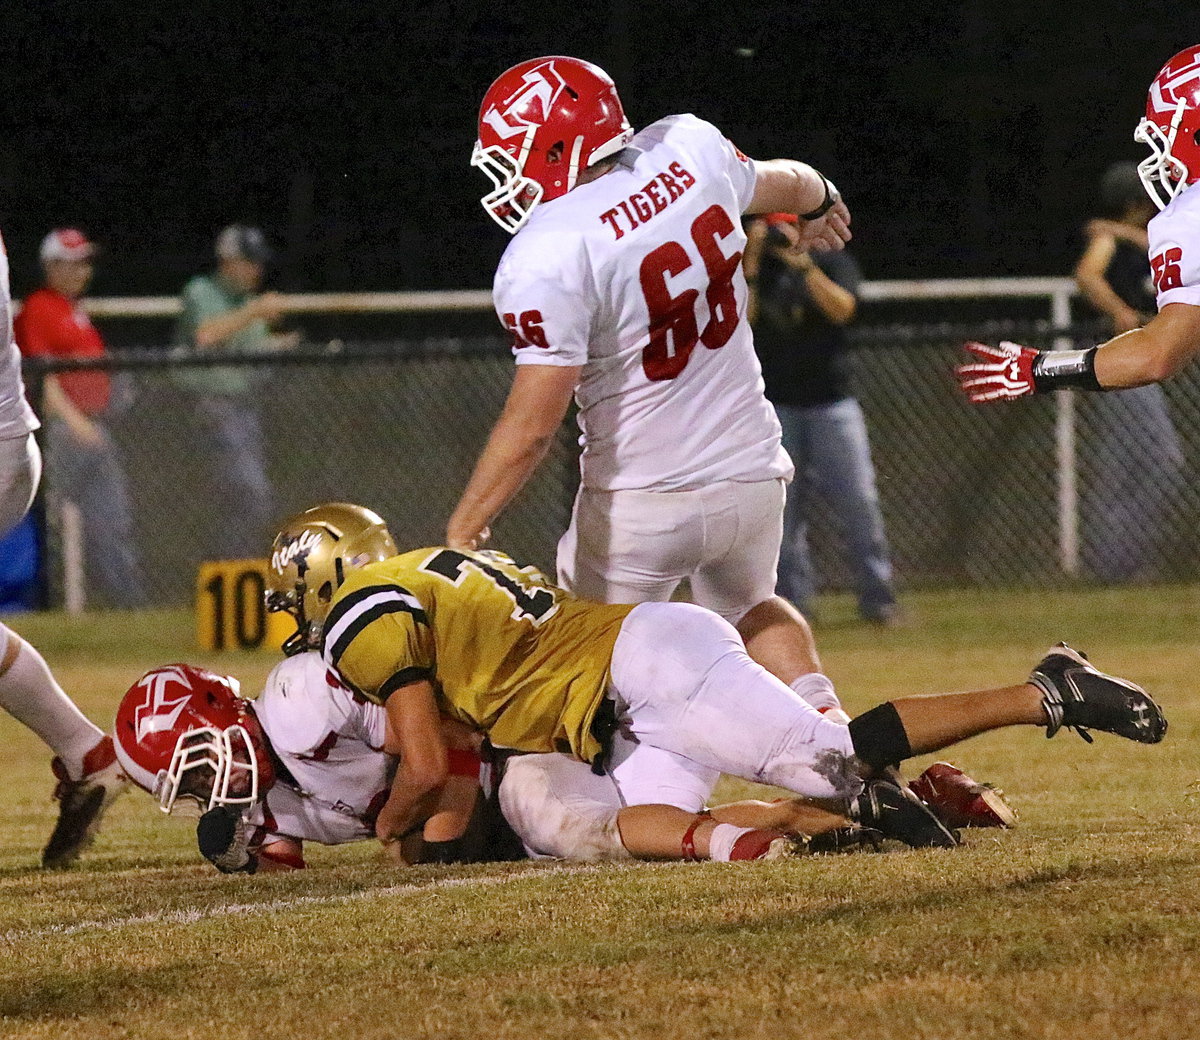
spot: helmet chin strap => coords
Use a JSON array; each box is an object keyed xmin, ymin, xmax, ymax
[{"xmin": 565, "ymin": 135, "xmax": 585, "ymax": 192}]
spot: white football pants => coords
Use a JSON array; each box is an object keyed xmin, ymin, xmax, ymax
[
  {"xmin": 556, "ymin": 477, "xmax": 785, "ymax": 625},
  {"xmin": 0, "ymin": 433, "xmax": 39, "ymax": 538},
  {"xmin": 499, "ymin": 753, "xmax": 629, "ymax": 861},
  {"xmin": 604, "ymin": 602, "xmax": 860, "ymax": 812}
]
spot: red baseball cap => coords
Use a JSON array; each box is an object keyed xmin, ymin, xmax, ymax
[{"xmin": 40, "ymin": 228, "xmax": 97, "ymax": 262}]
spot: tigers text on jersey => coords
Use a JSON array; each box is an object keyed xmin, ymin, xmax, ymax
[
  {"xmin": 1148, "ymin": 181, "xmax": 1200, "ymax": 310},
  {"xmin": 244, "ymin": 652, "xmax": 393, "ymax": 848},
  {"xmin": 0, "ymin": 231, "xmax": 39, "ymax": 440},
  {"xmin": 493, "ymin": 114, "xmax": 792, "ymax": 493},
  {"xmin": 322, "ymin": 548, "xmax": 633, "ymax": 763}
]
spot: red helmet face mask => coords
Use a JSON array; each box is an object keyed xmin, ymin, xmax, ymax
[
  {"xmin": 1135, "ymin": 45, "xmax": 1200, "ymax": 210},
  {"xmin": 113, "ymin": 664, "xmax": 275, "ymax": 814},
  {"xmin": 471, "ymin": 55, "xmax": 634, "ymax": 233}
]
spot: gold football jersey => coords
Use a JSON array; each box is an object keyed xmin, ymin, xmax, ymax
[{"xmin": 321, "ymin": 548, "xmax": 633, "ymax": 763}]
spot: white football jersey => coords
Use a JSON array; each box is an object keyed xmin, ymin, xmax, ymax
[
  {"xmin": 494, "ymin": 114, "xmax": 792, "ymax": 492},
  {"xmin": 244, "ymin": 653, "xmax": 394, "ymax": 849},
  {"xmin": 0, "ymin": 231, "xmax": 38, "ymax": 440},
  {"xmin": 1148, "ymin": 181, "xmax": 1200, "ymax": 310}
]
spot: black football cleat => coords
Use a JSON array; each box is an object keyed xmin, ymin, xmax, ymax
[
  {"xmin": 42, "ymin": 736, "xmax": 128, "ymax": 869},
  {"xmin": 851, "ymin": 778, "xmax": 960, "ymax": 849},
  {"xmin": 1028, "ymin": 643, "xmax": 1167, "ymax": 745},
  {"xmin": 806, "ymin": 825, "xmax": 885, "ymax": 855}
]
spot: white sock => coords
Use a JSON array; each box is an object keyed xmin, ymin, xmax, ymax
[
  {"xmin": 789, "ymin": 672, "xmax": 843, "ymax": 715},
  {"xmin": 708, "ymin": 823, "xmax": 754, "ymax": 862},
  {"xmin": 0, "ymin": 625, "xmax": 103, "ymax": 778}
]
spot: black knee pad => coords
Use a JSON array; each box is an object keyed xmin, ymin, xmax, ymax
[{"xmin": 848, "ymin": 702, "xmax": 912, "ymax": 771}]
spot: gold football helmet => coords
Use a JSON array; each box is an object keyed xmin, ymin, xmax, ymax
[{"xmin": 266, "ymin": 503, "xmax": 398, "ymax": 656}]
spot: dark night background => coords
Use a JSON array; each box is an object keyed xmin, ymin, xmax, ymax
[{"xmin": 2, "ymin": 0, "xmax": 1197, "ymax": 305}]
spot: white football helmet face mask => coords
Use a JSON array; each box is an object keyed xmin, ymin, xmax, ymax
[
  {"xmin": 1134, "ymin": 46, "xmax": 1200, "ymax": 211},
  {"xmin": 1135, "ymin": 99, "xmax": 1191, "ymax": 211},
  {"xmin": 154, "ymin": 722, "xmax": 261, "ymax": 815},
  {"xmin": 471, "ymin": 140, "xmax": 544, "ymax": 234}
]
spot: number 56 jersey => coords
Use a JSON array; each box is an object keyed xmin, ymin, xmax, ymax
[
  {"xmin": 1148, "ymin": 182, "xmax": 1200, "ymax": 310},
  {"xmin": 494, "ymin": 114, "xmax": 792, "ymax": 493},
  {"xmin": 322, "ymin": 548, "xmax": 633, "ymax": 764}
]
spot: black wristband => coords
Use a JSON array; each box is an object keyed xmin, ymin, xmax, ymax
[
  {"xmin": 1031, "ymin": 347, "xmax": 1103, "ymax": 392},
  {"xmin": 800, "ymin": 176, "xmax": 838, "ymax": 221}
]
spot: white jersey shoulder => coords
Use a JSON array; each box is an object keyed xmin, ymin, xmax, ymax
[
  {"xmin": 0, "ymin": 231, "xmax": 39, "ymax": 440},
  {"xmin": 493, "ymin": 115, "xmax": 788, "ymax": 492},
  {"xmin": 245, "ymin": 652, "xmax": 392, "ymax": 847},
  {"xmin": 254, "ymin": 652, "xmax": 382, "ymax": 756},
  {"xmin": 1148, "ymin": 181, "xmax": 1200, "ymax": 310}
]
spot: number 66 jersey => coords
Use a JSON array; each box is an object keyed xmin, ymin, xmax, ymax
[
  {"xmin": 322, "ymin": 548, "xmax": 633, "ymax": 765},
  {"xmin": 493, "ymin": 114, "xmax": 792, "ymax": 492}
]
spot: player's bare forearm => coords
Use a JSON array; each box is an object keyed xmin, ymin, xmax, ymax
[
  {"xmin": 746, "ymin": 159, "xmax": 851, "ymax": 252},
  {"xmin": 377, "ymin": 679, "xmax": 449, "ymax": 843},
  {"xmin": 446, "ymin": 421, "xmax": 556, "ymax": 549},
  {"xmin": 747, "ymin": 159, "xmax": 828, "ymax": 215},
  {"xmin": 1093, "ymin": 303, "xmax": 1200, "ymax": 387},
  {"xmin": 446, "ymin": 363, "xmax": 579, "ymax": 548},
  {"xmin": 256, "ymin": 838, "xmax": 305, "ymax": 871}
]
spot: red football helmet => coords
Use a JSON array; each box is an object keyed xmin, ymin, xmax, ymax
[
  {"xmin": 113, "ymin": 664, "xmax": 275, "ymax": 814},
  {"xmin": 1135, "ymin": 45, "xmax": 1200, "ymax": 210},
  {"xmin": 471, "ymin": 55, "xmax": 634, "ymax": 233}
]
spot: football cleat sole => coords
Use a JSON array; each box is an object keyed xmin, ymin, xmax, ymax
[{"xmin": 1029, "ymin": 643, "xmax": 1167, "ymax": 745}]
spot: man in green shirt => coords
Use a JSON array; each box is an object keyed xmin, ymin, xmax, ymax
[{"xmin": 174, "ymin": 226, "xmax": 292, "ymax": 558}]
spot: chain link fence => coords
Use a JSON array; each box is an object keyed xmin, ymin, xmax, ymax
[
  {"xmin": 18, "ymin": 323, "xmax": 1200, "ymax": 609},
  {"xmin": 21, "ymin": 341, "xmax": 576, "ymax": 608},
  {"xmin": 838, "ymin": 321, "xmax": 1200, "ymax": 589}
]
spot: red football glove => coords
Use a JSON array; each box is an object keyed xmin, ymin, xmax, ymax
[{"xmin": 956, "ymin": 341, "xmax": 1041, "ymax": 403}]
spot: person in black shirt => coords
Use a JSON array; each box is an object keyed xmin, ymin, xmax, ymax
[
  {"xmin": 1074, "ymin": 162, "xmax": 1183, "ymax": 581},
  {"xmin": 744, "ymin": 213, "xmax": 898, "ymax": 624}
]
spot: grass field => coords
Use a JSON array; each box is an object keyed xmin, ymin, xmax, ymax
[{"xmin": 1, "ymin": 586, "xmax": 1198, "ymax": 1040}]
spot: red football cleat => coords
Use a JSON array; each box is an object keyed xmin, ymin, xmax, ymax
[
  {"xmin": 908, "ymin": 762, "xmax": 1017, "ymax": 829},
  {"xmin": 728, "ymin": 829, "xmax": 804, "ymax": 861}
]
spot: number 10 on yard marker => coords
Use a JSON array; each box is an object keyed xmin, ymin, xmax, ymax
[{"xmin": 196, "ymin": 560, "xmax": 294, "ymax": 652}]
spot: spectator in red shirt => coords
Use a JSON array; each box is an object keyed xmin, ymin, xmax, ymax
[{"xmin": 15, "ymin": 229, "xmax": 145, "ymax": 607}]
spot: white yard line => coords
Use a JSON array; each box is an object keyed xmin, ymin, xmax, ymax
[{"xmin": 0, "ymin": 862, "xmax": 612, "ymax": 944}]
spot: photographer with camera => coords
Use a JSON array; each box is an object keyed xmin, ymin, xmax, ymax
[{"xmin": 743, "ymin": 214, "xmax": 898, "ymax": 625}]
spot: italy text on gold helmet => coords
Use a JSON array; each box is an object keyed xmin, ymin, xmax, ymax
[{"xmin": 266, "ymin": 503, "xmax": 398, "ymax": 656}]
